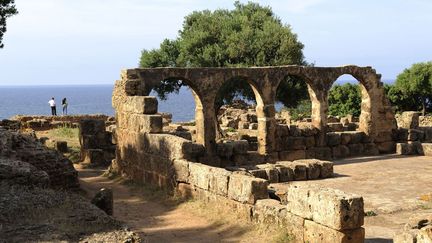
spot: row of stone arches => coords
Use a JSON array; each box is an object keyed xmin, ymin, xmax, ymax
[{"xmin": 118, "ymin": 65, "xmax": 395, "ymax": 155}]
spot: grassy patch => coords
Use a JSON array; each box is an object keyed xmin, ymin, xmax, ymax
[{"xmin": 38, "ymin": 127, "xmax": 80, "ymax": 149}]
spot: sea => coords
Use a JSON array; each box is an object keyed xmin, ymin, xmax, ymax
[
  {"xmin": 0, "ymin": 80, "xmax": 394, "ymax": 122},
  {"xmin": 0, "ymin": 85, "xmax": 196, "ymax": 122}
]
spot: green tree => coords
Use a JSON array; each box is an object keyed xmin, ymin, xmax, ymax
[
  {"xmin": 0, "ymin": 0, "xmax": 18, "ymax": 48},
  {"xmin": 328, "ymin": 83, "xmax": 361, "ymax": 117},
  {"xmin": 384, "ymin": 83, "xmax": 421, "ymax": 113},
  {"xmin": 139, "ymin": 1, "xmax": 307, "ymax": 108},
  {"xmin": 394, "ymin": 61, "xmax": 432, "ymax": 115}
]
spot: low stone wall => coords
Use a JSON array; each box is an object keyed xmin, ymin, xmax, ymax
[
  {"xmin": 11, "ymin": 114, "xmax": 114, "ymax": 131},
  {"xmin": 175, "ymin": 164, "xmax": 364, "ymax": 243},
  {"xmin": 394, "ymin": 111, "xmax": 432, "ymax": 156}
]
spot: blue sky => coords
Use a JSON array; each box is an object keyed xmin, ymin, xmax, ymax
[{"xmin": 0, "ymin": 0, "xmax": 431, "ymax": 85}]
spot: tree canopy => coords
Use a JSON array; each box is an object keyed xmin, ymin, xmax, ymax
[
  {"xmin": 0, "ymin": 0, "xmax": 18, "ymax": 48},
  {"xmin": 140, "ymin": 1, "xmax": 307, "ymax": 108},
  {"xmin": 392, "ymin": 61, "xmax": 432, "ymax": 115},
  {"xmin": 328, "ymin": 83, "xmax": 361, "ymax": 117}
]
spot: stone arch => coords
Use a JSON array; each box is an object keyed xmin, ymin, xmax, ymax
[
  {"xmin": 141, "ymin": 75, "xmax": 212, "ymax": 151},
  {"xmin": 328, "ymin": 74, "xmax": 369, "ymax": 133},
  {"xmin": 214, "ymin": 75, "xmax": 270, "ymax": 153}
]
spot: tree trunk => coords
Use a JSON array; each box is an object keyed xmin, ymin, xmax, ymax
[{"xmin": 422, "ymin": 96, "xmax": 426, "ymax": 116}]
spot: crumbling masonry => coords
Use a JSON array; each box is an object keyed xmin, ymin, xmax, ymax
[{"xmin": 110, "ymin": 65, "xmax": 397, "ymax": 242}]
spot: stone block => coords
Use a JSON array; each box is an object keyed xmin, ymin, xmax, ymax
[
  {"xmin": 91, "ymin": 188, "xmax": 113, "ymax": 215},
  {"xmin": 349, "ymin": 132, "xmax": 365, "ymax": 144},
  {"xmin": 348, "ymin": 144, "xmax": 364, "ymax": 156},
  {"xmin": 376, "ymin": 141, "xmax": 395, "ymax": 153},
  {"xmin": 217, "ymin": 142, "xmax": 234, "ymax": 158},
  {"xmin": 396, "ymin": 143, "xmax": 415, "ymax": 155},
  {"xmin": 56, "ymin": 141, "xmax": 68, "ymax": 153},
  {"xmin": 264, "ymin": 166, "xmax": 279, "ymax": 183},
  {"xmin": 420, "ymin": 143, "xmax": 432, "ymax": 156},
  {"xmin": 340, "ymin": 145, "xmax": 350, "ymax": 158},
  {"xmin": 208, "ymin": 167, "xmax": 230, "ymax": 196},
  {"xmin": 304, "ymin": 220, "xmax": 365, "ymax": 243},
  {"xmin": 373, "ymin": 131, "xmax": 392, "ymax": 143},
  {"xmin": 328, "ymin": 123, "xmax": 344, "ymax": 132},
  {"xmin": 286, "ymin": 211, "xmax": 306, "ymax": 242},
  {"xmin": 232, "ymin": 140, "xmax": 249, "ymax": 154},
  {"xmin": 313, "ymin": 147, "xmax": 332, "ymax": 160},
  {"xmin": 249, "ymin": 169, "xmax": 268, "ymax": 180},
  {"xmin": 173, "ymin": 159, "xmax": 189, "ymax": 183},
  {"xmin": 332, "ymin": 145, "xmax": 342, "ymax": 158},
  {"xmin": 316, "ymin": 160, "xmax": 334, "ymax": 178},
  {"xmin": 286, "ymin": 185, "xmax": 364, "ymax": 230},
  {"xmin": 397, "ymin": 128, "xmax": 409, "ymax": 141},
  {"xmin": 246, "ymin": 151, "xmax": 265, "ymax": 164},
  {"xmin": 398, "ymin": 111, "xmax": 420, "ymax": 129},
  {"xmin": 340, "ymin": 133, "xmax": 351, "ymax": 145},
  {"xmin": 304, "ymin": 136, "xmax": 315, "ymax": 148},
  {"xmin": 253, "ymin": 199, "xmax": 286, "ymax": 225},
  {"xmin": 408, "ymin": 129, "xmax": 424, "ymax": 141},
  {"xmin": 124, "ymin": 96, "xmax": 158, "ymax": 114},
  {"xmin": 294, "ymin": 159, "xmax": 321, "ymax": 180},
  {"xmin": 227, "ymin": 174, "xmax": 269, "ymax": 204},
  {"xmin": 363, "ymin": 143, "xmax": 379, "ymax": 156},
  {"xmin": 420, "ymin": 127, "xmax": 432, "ymax": 142},
  {"xmin": 327, "ymin": 133, "xmax": 341, "ymax": 146},
  {"xmin": 275, "ymin": 165, "xmax": 294, "ymax": 182},
  {"xmin": 277, "ymin": 161, "xmax": 307, "ymax": 181},
  {"xmin": 417, "ymin": 225, "xmax": 432, "ymax": 243},
  {"xmin": 83, "ymin": 149, "xmax": 106, "ymax": 165},
  {"xmin": 188, "ymin": 162, "xmax": 211, "ymax": 190},
  {"xmin": 278, "ymin": 150, "xmax": 306, "ymax": 161},
  {"xmin": 140, "ymin": 114, "xmax": 163, "ymax": 133},
  {"xmin": 287, "ymin": 137, "xmax": 306, "ymax": 150},
  {"xmin": 393, "ymin": 230, "xmax": 418, "ymax": 243},
  {"xmin": 80, "ymin": 119, "xmax": 105, "ymax": 135}
]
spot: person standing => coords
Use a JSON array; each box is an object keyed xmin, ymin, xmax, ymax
[
  {"xmin": 62, "ymin": 97, "xmax": 68, "ymax": 115},
  {"xmin": 48, "ymin": 97, "xmax": 57, "ymax": 116}
]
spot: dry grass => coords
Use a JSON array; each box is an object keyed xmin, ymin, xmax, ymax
[{"xmin": 36, "ymin": 127, "xmax": 81, "ymax": 163}]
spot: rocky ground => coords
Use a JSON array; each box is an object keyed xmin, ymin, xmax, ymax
[{"xmin": 0, "ymin": 127, "xmax": 141, "ymax": 243}]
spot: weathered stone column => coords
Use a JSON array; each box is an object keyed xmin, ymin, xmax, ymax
[
  {"xmin": 193, "ymin": 91, "xmax": 217, "ymax": 155},
  {"xmin": 253, "ymin": 83, "xmax": 276, "ymax": 155},
  {"xmin": 308, "ymin": 84, "xmax": 329, "ymax": 146}
]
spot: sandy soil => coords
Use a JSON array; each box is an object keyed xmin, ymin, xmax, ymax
[
  {"xmin": 77, "ymin": 165, "xmax": 263, "ymax": 243},
  {"xmin": 272, "ymin": 154, "xmax": 432, "ymax": 242}
]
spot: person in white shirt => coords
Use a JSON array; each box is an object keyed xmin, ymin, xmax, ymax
[{"xmin": 48, "ymin": 97, "xmax": 57, "ymax": 116}]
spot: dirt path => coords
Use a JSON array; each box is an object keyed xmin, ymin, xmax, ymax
[{"xmin": 77, "ymin": 166, "xmax": 252, "ymax": 243}]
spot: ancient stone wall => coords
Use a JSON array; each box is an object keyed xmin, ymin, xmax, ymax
[
  {"xmin": 114, "ymin": 65, "xmax": 395, "ymax": 157},
  {"xmin": 175, "ymin": 161, "xmax": 364, "ymax": 242},
  {"xmin": 11, "ymin": 114, "xmax": 114, "ymax": 131},
  {"xmin": 394, "ymin": 111, "xmax": 432, "ymax": 157}
]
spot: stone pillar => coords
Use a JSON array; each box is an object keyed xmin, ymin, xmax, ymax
[
  {"xmin": 308, "ymin": 84, "xmax": 328, "ymax": 146},
  {"xmin": 252, "ymin": 83, "xmax": 276, "ymax": 155},
  {"xmin": 193, "ymin": 91, "xmax": 217, "ymax": 155}
]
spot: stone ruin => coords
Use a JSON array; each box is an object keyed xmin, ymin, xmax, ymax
[
  {"xmin": 79, "ymin": 119, "xmax": 116, "ymax": 166},
  {"xmin": 107, "ymin": 65, "xmax": 403, "ymax": 242}
]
